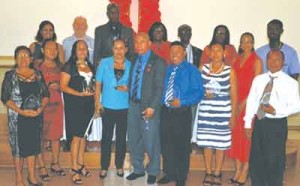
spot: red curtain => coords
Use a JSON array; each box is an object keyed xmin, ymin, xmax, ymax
[{"xmin": 109, "ymin": 0, "xmax": 161, "ymax": 33}]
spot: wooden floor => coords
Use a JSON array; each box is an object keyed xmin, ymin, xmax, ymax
[{"xmin": 0, "ymin": 168, "xmax": 300, "ymax": 186}]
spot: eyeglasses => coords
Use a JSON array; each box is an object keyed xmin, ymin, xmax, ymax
[
  {"xmin": 16, "ymin": 53, "xmax": 30, "ymax": 59},
  {"xmin": 216, "ymin": 31, "xmax": 226, "ymax": 35},
  {"xmin": 240, "ymin": 41, "xmax": 254, "ymax": 44}
]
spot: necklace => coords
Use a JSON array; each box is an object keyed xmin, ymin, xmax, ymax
[
  {"xmin": 77, "ymin": 61, "xmax": 87, "ymax": 67},
  {"xmin": 209, "ymin": 62, "xmax": 224, "ymax": 75}
]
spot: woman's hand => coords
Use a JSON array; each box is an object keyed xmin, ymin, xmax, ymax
[
  {"xmin": 80, "ymin": 91, "xmax": 95, "ymax": 97},
  {"xmin": 228, "ymin": 115, "xmax": 236, "ymax": 130},
  {"xmin": 20, "ymin": 109, "xmax": 40, "ymax": 117},
  {"xmin": 205, "ymin": 91, "xmax": 214, "ymax": 99},
  {"xmin": 94, "ymin": 102, "xmax": 104, "ymax": 117},
  {"xmin": 116, "ymin": 85, "xmax": 128, "ymax": 92},
  {"xmin": 49, "ymin": 82, "xmax": 60, "ymax": 91}
]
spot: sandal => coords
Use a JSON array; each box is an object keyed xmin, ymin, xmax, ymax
[
  {"xmin": 78, "ymin": 164, "xmax": 91, "ymax": 177},
  {"xmin": 212, "ymin": 173, "xmax": 222, "ymax": 186},
  {"xmin": 50, "ymin": 163, "xmax": 66, "ymax": 176},
  {"xmin": 228, "ymin": 177, "xmax": 237, "ymax": 184},
  {"xmin": 203, "ymin": 173, "xmax": 213, "ymax": 186},
  {"xmin": 71, "ymin": 169, "xmax": 83, "ymax": 185},
  {"xmin": 38, "ymin": 166, "xmax": 50, "ymax": 181}
]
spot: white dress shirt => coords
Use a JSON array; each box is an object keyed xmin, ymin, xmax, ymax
[
  {"xmin": 244, "ymin": 70, "xmax": 300, "ymax": 128},
  {"xmin": 185, "ymin": 44, "xmax": 193, "ymax": 64}
]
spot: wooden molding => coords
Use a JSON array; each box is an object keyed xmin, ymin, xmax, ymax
[{"xmin": 0, "ymin": 56, "xmax": 13, "ymax": 60}]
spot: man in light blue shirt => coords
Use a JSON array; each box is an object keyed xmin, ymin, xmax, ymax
[
  {"xmin": 63, "ymin": 16, "xmax": 94, "ymax": 63},
  {"xmin": 256, "ymin": 19, "xmax": 300, "ymax": 79}
]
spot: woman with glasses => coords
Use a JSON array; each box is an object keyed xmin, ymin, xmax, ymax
[
  {"xmin": 200, "ymin": 25, "xmax": 237, "ymax": 67},
  {"xmin": 1, "ymin": 46, "xmax": 49, "ymax": 186}
]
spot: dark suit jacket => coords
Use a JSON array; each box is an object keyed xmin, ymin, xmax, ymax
[
  {"xmin": 129, "ymin": 51, "xmax": 167, "ymax": 111},
  {"xmin": 93, "ymin": 22, "xmax": 134, "ymax": 66},
  {"xmin": 191, "ymin": 45, "xmax": 203, "ymax": 68}
]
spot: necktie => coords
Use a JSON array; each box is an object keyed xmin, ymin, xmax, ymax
[
  {"xmin": 164, "ymin": 66, "xmax": 178, "ymax": 106},
  {"xmin": 131, "ymin": 56, "xmax": 142, "ymax": 100},
  {"xmin": 257, "ymin": 76, "xmax": 275, "ymax": 119}
]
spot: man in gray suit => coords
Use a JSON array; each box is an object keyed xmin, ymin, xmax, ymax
[
  {"xmin": 126, "ymin": 32, "xmax": 166, "ymax": 184},
  {"xmin": 93, "ymin": 3, "xmax": 134, "ymax": 66}
]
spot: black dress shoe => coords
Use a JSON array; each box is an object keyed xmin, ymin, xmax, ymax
[
  {"xmin": 157, "ymin": 176, "xmax": 171, "ymax": 184},
  {"xmin": 176, "ymin": 180, "xmax": 185, "ymax": 186},
  {"xmin": 126, "ymin": 172, "xmax": 145, "ymax": 180},
  {"xmin": 147, "ymin": 175, "xmax": 156, "ymax": 184}
]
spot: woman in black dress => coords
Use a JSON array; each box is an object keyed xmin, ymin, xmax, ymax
[
  {"xmin": 60, "ymin": 40, "xmax": 95, "ymax": 184},
  {"xmin": 1, "ymin": 46, "xmax": 49, "ymax": 186}
]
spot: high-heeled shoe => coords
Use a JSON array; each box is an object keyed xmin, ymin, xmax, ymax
[
  {"xmin": 50, "ymin": 163, "xmax": 66, "ymax": 176},
  {"xmin": 235, "ymin": 181, "xmax": 246, "ymax": 186},
  {"xmin": 78, "ymin": 164, "xmax": 91, "ymax": 177},
  {"xmin": 27, "ymin": 177, "xmax": 42, "ymax": 186},
  {"xmin": 70, "ymin": 169, "xmax": 83, "ymax": 185},
  {"xmin": 228, "ymin": 177, "xmax": 237, "ymax": 184},
  {"xmin": 38, "ymin": 167, "xmax": 50, "ymax": 181}
]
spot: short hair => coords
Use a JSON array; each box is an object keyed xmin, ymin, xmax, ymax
[
  {"xmin": 170, "ymin": 41, "xmax": 185, "ymax": 49},
  {"xmin": 148, "ymin": 22, "xmax": 168, "ymax": 42},
  {"xmin": 14, "ymin": 46, "xmax": 32, "ymax": 59},
  {"xmin": 107, "ymin": 3, "xmax": 119, "ymax": 12},
  {"xmin": 268, "ymin": 19, "xmax": 283, "ymax": 29},
  {"xmin": 14, "ymin": 46, "xmax": 34, "ymax": 69},
  {"xmin": 209, "ymin": 41, "xmax": 226, "ymax": 51},
  {"xmin": 112, "ymin": 38, "xmax": 127, "ymax": 48},
  {"xmin": 73, "ymin": 16, "xmax": 87, "ymax": 25},
  {"xmin": 35, "ymin": 20, "xmax": 57, "ymax": 42},
  {"xmin": 238, "ymin": 32, "xmax": 255, "ymax": 54},
  {"xmin": 210, "ymin": 25, "xmax": 230, "ymax": 46},
  {"xmin": 267, "ymin": 49, "xmax": 285, "ymax": 62},
  {"xmin": 178, "ymin": 24, "xmax": 192, "ymax": 34}
]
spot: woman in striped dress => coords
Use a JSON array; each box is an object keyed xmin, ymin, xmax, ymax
[{"xmin": 196, "ymin": 42, "xmax": 237, "ymax": 186}]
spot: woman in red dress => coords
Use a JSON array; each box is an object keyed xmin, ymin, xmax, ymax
[
  {"xmin": 148, "ymin": 22, "xmax": 171, "ymax": 64},
  {"xmin": 200, "ymin": 25, "xmax": 237, "ymax": 67},
  {"xmin": 227, "ymin": 32, "xmax": 262, "ymax": 185},
  {"xmin": 37, "ymin": 40, "xmax": 65, "ymax": 177}
]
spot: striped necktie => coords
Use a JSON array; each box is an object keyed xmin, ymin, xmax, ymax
[
  {"xmin": 164, "ymin": 66, "xmax": 178, "ymax": 106},
  {"xmin": 257, "ymin": 76, "xmax": 276, "ymax": 119},
  {"xmin": 131, "ymin": 56, "xmax": 143, "ymax": 100}
]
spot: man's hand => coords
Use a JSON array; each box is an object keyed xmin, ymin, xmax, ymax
[
  {"xmin": 169, "ymin": 98, "xmax": 180, "ymax": 108},
  {"xmin": 142, "ymin": 108, "xmax": 155, "ymax": 118},
  {"xmin": 261, "ymin": 104, "xmax": 276, "ymax": 114},
  {"xmin": 116, "ymin": 85, "xmax": 128, "ymax": 92}
]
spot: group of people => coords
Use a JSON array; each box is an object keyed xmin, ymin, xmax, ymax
[{"xmin": 1, "ymin": 2, "xmax": 300, "ymax": 186}]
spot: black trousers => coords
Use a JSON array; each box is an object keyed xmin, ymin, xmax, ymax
[
  {"xmin": 101, "ymin": 108, "xmax": 128, "ymax": 170},
  {"xmin": 250, "ymin": 117, "xmax": 287, "ymax": 186},
  {"xmin": 160, "ymin": 106, "xmax": 192, "ymax": 181}
]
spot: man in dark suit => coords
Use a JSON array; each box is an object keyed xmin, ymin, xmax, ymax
[
  {"xmin": 178, "ymin": 24, "xmax": 202, "ymax": 68},
  {"xmin": 178, "ymin": 24, "xmax": 203, "ymax": 145},
  {"xmin": 126, "ymin": 32, "xmax": 166, "ymax": 184},
  {"xmin": 93, "ymin": 3, "xmax": 134, "ymax": 66}
]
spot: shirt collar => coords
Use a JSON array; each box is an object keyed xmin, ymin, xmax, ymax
[
  {"xmin": 72, "ymin": 34, "xmax": 87, "ymax": 40},
  {"xmin": 267, "ymin": 70, "xmax": 283, "ymax": 78},
  {"xmin": 138, "ymin": 50, "xmax": 152, "ymax": 61}
]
